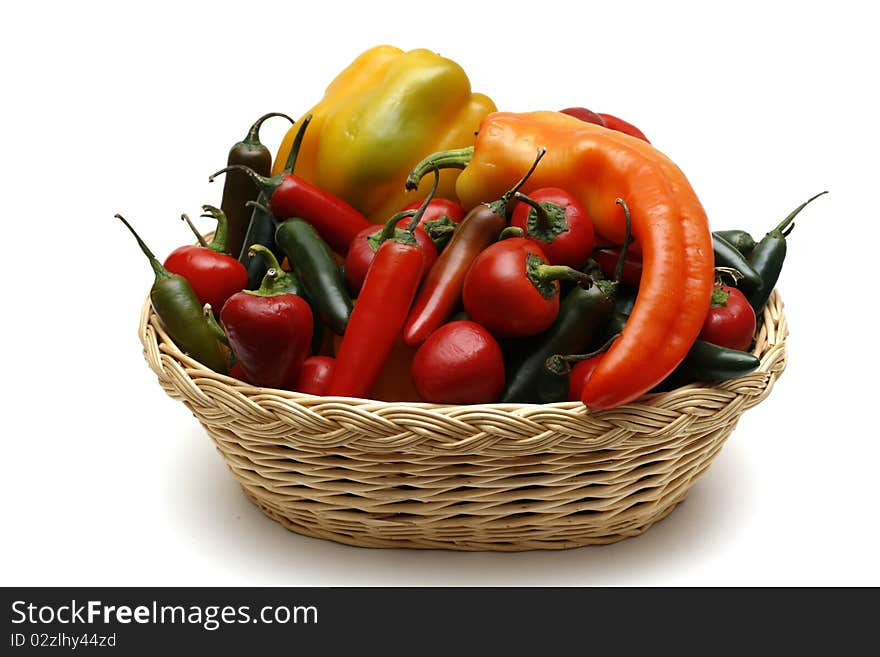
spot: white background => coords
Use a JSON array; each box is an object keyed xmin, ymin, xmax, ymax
[{"xmin": 2, "ymin": 0, "xmax": 878, "ymax": 586}]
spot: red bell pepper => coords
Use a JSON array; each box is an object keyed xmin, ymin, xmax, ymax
[{"xmin": 163, "ymin": 205, "xmax": 249, "ymax": 317}]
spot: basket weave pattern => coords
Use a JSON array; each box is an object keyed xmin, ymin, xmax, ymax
[{"xmin": 138, "ymin": 291, "xmax": 787, "ymax": 550}]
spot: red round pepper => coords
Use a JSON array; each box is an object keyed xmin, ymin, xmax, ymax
[
  {"xmin": 509, "ymin": 188, "xmax": 595, "ymax": 269},
  {"xmin": 220, "ymin": 268, "xmax": 313, "ymax": 389},
  {"xmin": 462, "ymin": 237, "xmax": 592, "ymax": 339},
  {"xmin": 699, "ymin": 284, "xmax": 756, "ymax": 352},
  {"xmin": 290, "ymin": 355, "xmax": 335, "ymax": 395},
  {"xmin": 163, "ymin": 205, "xmax": 249, "ymax": 317},
  {"xmin": 209, "ymin": 116, "xmax": 370, "ymax": 256},
  {"xmin": 411, "ymin": 320, "xmax": 505, "ymax": 404},
  {"xmin": 593, "ymin": 247, "xmax": 643, "ymax": 288},
  {"xmin": 567, "ymin": 355, "xmax": 602, "ymax": 402},
  {"xmin": 344, "ymin": 212, "xmax": 438, "ymax": 296}
]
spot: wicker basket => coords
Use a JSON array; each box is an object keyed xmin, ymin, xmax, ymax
[{"xmin": 138, "ymin": 290, "xmax": 787, "ymax": 551}]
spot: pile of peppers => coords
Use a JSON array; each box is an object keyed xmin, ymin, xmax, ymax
[{"xmin": 118, "ymin": 46, "xmax": 825, "ymax": 411}]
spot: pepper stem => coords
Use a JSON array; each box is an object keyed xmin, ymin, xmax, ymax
[
  {"xmin": 514, "ymin": 192, "xmax": 556, "ymax": 234},
  {"xmin": 209, "ymin": 164, "xmax": 279, "ymax": 199},
  {"xmin": 181, "ymin": 213, "xmax": 210, "ymax": 248},
  {"xmin": 203, "ymin": 304, "xmax": 229, "ymax": 344},
  {"xmin": 489, "ymin": 148, "xmax": 547, "ymax": 219},
  {"xmin": 498, "ymin": 226, "xmax": 525, "ymax": 241},
  {"xmin": 404, "ymin": 167, "xmax": 441, "ymax": 233},
  {"xmin": 405, "ymin": 145, "xmax": 474, "ymax": 191},
  {"xmin": 247, "ymin": 244, "xmax": 283, "ymax": 272},
  {"xmin": 546, "ymin": 334, "xmax": 621, "ymax": 375},
  {"xmin": 243, "ymin": 112, "xmax": 294, "ymax": 146},
  {"xmin": 244, "ymin": 199, "xmax": 271, "ymax": 215},
  {"xmin": 613, "ymin": 198, "xmax": 634, "ymax": 284},
  {"xmin": 115, "ymin": 213, "xmax": 171, "ymax": 282},
  {"xmin": 714, "ymin": 266, "xmax": 744, "ymax": 286},
  {"xmin": 199, "ymin": 204, "xmax": 230, "ymax": 254},
  {"xmin": 527, "ymin": 253, "xmax": 592, "ymax": 298},
  {"xmin": 283, "ymin": 114, "xmax": 313, "ymax": 174},
  {"xmin": 768, "ymin": 190, "xmax": 828, "ymax": 237}
]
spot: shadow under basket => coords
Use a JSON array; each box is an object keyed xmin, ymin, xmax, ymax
[{"xmin": 138, "ymin": 291, "xmax": 787, "ymax": 551}]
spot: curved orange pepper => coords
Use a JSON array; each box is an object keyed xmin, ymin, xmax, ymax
[{"xmin": 411, "ymin": 111, "xmax": 714, "ymax": 409}]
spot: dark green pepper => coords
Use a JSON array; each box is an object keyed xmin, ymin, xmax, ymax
[
  {"xmin": 712, "ymin": 233, "xmax": 763, "ymax": 295},
  {"xmin": 220, "ymin": 112, "xmax": 293, "ymax": 260},
  {"xmin": 116, "ymin": 214, "xmax": 227, "ymax": 373},
  {"xmin": 713, "ymin": 229, "xmax": 756, "ymax": 257},
  {"xmin": 275, "ymin": 218, "xmax": 353, "ymax": 336},
  {"xmin": 747, "ymin": 191, "xmax": 827, "ymax": 313},
  {"xmin": 678, "ymin": 340, "xmax": 761, "ymax": 382}
]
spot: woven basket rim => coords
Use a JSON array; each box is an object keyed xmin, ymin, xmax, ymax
[{"xmin": 138, "ymin": 288, "xmax": 788, "ymax": 416}]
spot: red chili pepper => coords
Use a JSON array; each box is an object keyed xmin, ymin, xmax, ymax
[
  {"xmin": 463, "ymin": 237, "xmax": 592, "ymax": 338},
  {"xmin": 290, "ymin": 355, "xmax": 335, "ymax": 395},
  {"xmin": 219, "ymin": 267, "xmax": 313, "ymax": 389},
  {"xmin": 344, "ymin": 211, "xmax": 438, "ymax": 296},
  {"xmin": 597, "ymin": 113, "xmax": 650, "ymax": 143},
  {"xmin": 326, "ymin": 172, "xmax": 440, "ymax": 398},
  {"xmin": 402, "ymin": 149, "xmax": 547, "ymax": 347},
  {"xmin": 209, "ymin": 116, "xmax": 370, "ymax": 256},
  {"xmin": 163, "ymin": 205, "xmax": 249, "ymax": 317},
  {"xmin": 559, "ymin": 107, "xmax": 607, "ymax": 127},
  {"xmin": 593, "ymin": 247, "xmax": 643, "ymax": 287},
  {"xmin": 699, "ymin": 284, "xmax": 756, "ymax": 352},
  {"xmin": 411, "ymin": 320, "xmax": 505, "ymax": 404},
  {"xmin": 509, "ymin": 187, "xmax": 595, "ymax": 269}
]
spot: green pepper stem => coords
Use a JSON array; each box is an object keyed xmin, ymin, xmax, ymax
[
  {"xmin": 209, "ymin": 164, "xmax": 279, "ymax": 199},
  {"xmin": 283, "ymin": 114, "xmax": 313, "ymax": 174},
  {"xmin": 714, "ymin": 266, "xmax": 744, "ymax": 286},
  {"xmin": 532, "ymin": 263, "xmax": 592, "ymax": 287},
  {"xmin": 498, "ymin": 226, "xmax": 525, "ymax": 241},
  {"xmin": 613, "ymin": 198, "xmax": 633, "ymax": 284},
  {"xmin": 199, "ymin": 204, "xmax": 230, "ymax": 254},
  {"xmin": 247, "ymin": 244, "xmax": 283, "ymax": 272},
  {"xmin": 243, "ymin": 112, "xmax": 294, "ymax": 146},
  {"xmin": 514, "ymin": 192, "xmax": 556, "ymax": 234},
  {"xmin": 115, "ymin": 213, "xmax": 171, "ymax": 282},
  {"xmin": 405, "ymin": 145, "xmax": 474, "ymax": 190},
  {"xmin": 546, "ymin": 334, "xmax": 621, "ymax": 375},
  {"xmin": 404, "ymin": 167, "xmax": 440, "ymax": 233},
  {"xmin": 768, "ymin": 190, "xmax": 828, "ymax": 237},
  {"xmin": 244, "ymin": 199, "xmax": 271, "ymax": 215},
  {"xmin": 181, "ymin": 213, "xmax": 210, "ymax": 248},
  {"xmin": 202, "ymin": 304, "xmax": 229, "ymax": 344},
  {"xmin": 489, "ymin": 148, "xmax": 547, "ymax": 219}
]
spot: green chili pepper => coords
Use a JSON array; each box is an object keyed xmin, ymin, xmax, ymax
[
  {"xmin": 220, "ymin": 112, "xmax": 294, "ymax": 260},
  {"xmin": 713, "ymin": 229, "xmax": 756, "ymax": 257},
  {"xmin": 275, "ymin": 218, "xmax": 353, "ymax": 336},
  {"xmin": 116, "ymin": 214, "xmax": 227, "ymax": 373},
  {"xmin": 746, "ymin": 191, "xmax": 827, "ymax": 313},
  {"xmin": 712, "ymin": 234, "xmax": 763, "ymax": 294},
  {"xmin": 678, "ymin": 340, "xmax": 761, "ymax": 382}
]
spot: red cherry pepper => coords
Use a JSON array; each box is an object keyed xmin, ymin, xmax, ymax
[
  {"xmin": 326, "ymin": 172, "xmax": 441, "ymax": 398},
  {"xmin": 598, "ymin": 113, "xmax": 650, "ymax": 143},
  {"xmin": 699, "ymin": 284, "xmax": 756, "ymax": 352},
  {"xmin": 344, "ymin": 211, "xmax": 438, "ymax": 296},
  {"xmin": 209, "ymin": 116, "xmax": 370, "ymax": 256},
  {"xmin": 411, "ymin": 320, "xmax": 505, "ymax": 404},
  {"xmin": 290, "ymin": 355, "xmax": 335, "ymax": 395},
  {"xmin": 567, "ymin": 355, "xmax": 602, "ymax": 402},
  {"xmin": 163, "ymin": 205, "xmax": 249, "ymax": 317},
  {"xmin": 463, "ymin": 237, "xmax": 592, "ymax": 339},
  {"xmin": 400, "ymin": 197, "xmax": 466, "ymax": 250},
  {"xmin": 220, "ymin": 267, "xmax": 313, "ymax": 389},
  {"xmin": 559, "ymin": 107, "xmax": 607, "ymax": 127},
  {"xmin": 509, "ymin": 188, "xmax": 596, "ymax": 269}
]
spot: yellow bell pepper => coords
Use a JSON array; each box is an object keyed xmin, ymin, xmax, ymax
[{"xmin": 272, "ymin": 45, "xmax": 496, "ymax": 222}]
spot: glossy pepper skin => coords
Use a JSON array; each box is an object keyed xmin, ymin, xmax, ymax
[
  {"xmin": 163, "ymin": 206, "xmax": 249, "ymax": 317},
  {"xmin": 220, "ymin": 112, "xmax": 293, "ymax": 258},
  {"xmin": 272, "ymin": 45, "xmax": 496, "ymax": 222},
  {"xmin": 220, "ymin": 268, "xmax": 313, "ymax": 389},
  {"xmin": 116, "ymin": 214, "xmax": 227, "ymax": 373},
  {"xmin": 747, "ymin": 191, "xmax": 827, "ymax": 314},
  {"xmin": 410, "ymin": 111, "xmax": 714, "ymax": 410}
]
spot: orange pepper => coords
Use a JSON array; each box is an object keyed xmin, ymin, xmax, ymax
[{"xmin": 407, "ymin": 111, "xmax": 714, "ymax": 410}]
